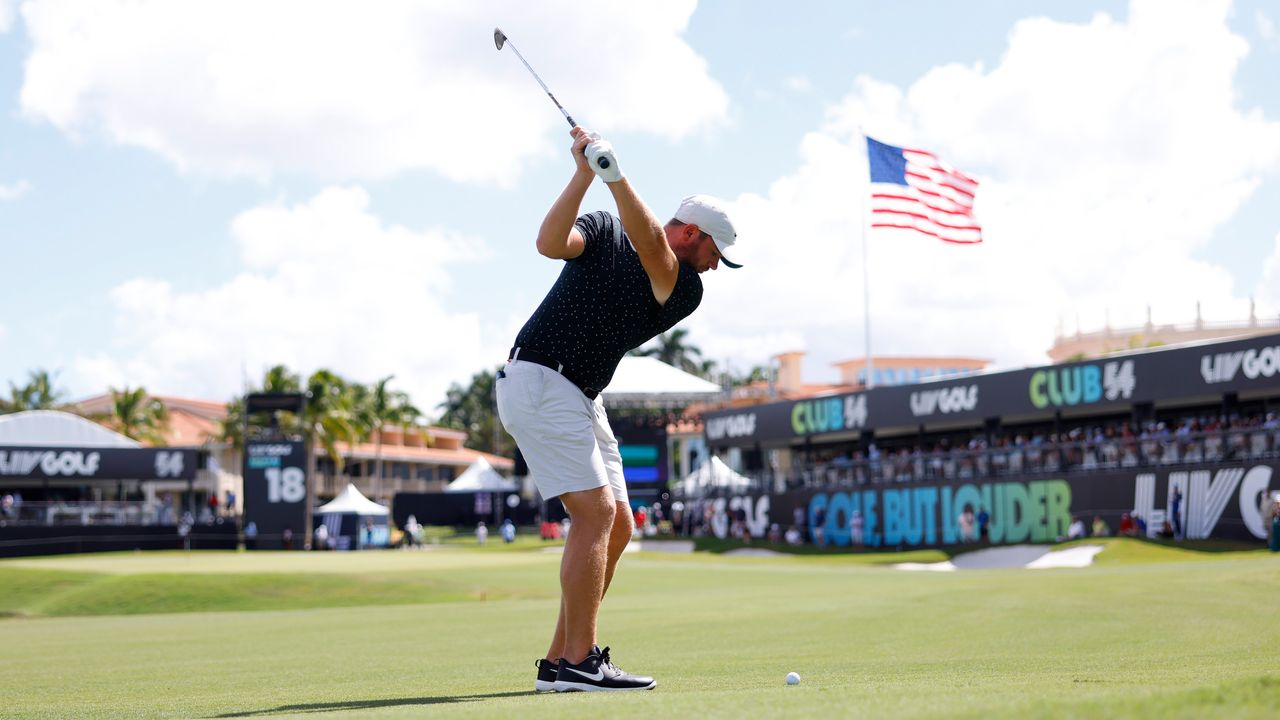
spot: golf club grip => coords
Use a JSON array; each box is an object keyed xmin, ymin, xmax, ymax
[{"xmin": 597, "ymin": 157, "xmax": 611, "ymax": 169}]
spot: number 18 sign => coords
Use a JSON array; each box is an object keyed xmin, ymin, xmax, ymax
[{"xmin": 243, "ymin": 440, "xmax": 308, "ymax": 549}]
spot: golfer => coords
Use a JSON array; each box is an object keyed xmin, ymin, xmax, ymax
[{"xmin": 497, "ymin": 126, "xmax": 740, "ymax": 692}]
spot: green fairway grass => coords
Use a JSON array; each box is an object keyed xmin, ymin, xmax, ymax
[{"xmin": 3, "ymin": 539, "xmax": 1278, "ymax": 719}]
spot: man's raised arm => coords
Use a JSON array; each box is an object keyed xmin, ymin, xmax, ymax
[
  {"xmin": 535, "ymin": 130, "xmax": 596, "ymax": 260},
  {"xmin": 581, "ymin": 129, "xmax": 678, "ymax": 304}
]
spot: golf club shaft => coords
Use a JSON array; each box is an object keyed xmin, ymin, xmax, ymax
[{"xmin": 503, "ymin": 39, "xmax": 575, "ymax": 128}]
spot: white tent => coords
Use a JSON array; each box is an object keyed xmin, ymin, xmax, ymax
[
  {"xmin": 444, "ymin": 457, "xmax": 517, "ymax": 493},
  {"xmin": 600, "ymin": 356, "xmax": 722, "ymax": 408},
  {"xmin": 673, "ymin": 456, "xmax": 755, "ymax": 496},
  {"xmin": 315, "ymin": 483, "xmax": 389, "ymax": 550},
  {"xmin": 316, "ymin": 483, "xmax": 389, "ymax": 516},
  {"xmin": 0, "ymin": 410, "xmax": 140, "ymax": 447}
]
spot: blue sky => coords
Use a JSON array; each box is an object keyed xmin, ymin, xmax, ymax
[{"xmin": 2, "ymin": 0, "xmax": 1279, "ymax": 413}]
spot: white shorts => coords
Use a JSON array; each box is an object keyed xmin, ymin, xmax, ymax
[{"xmin": 495, "ymin": 359, "xmax": 628, "ymax": 505}]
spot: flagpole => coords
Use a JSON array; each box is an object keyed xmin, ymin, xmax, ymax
[{"xmin": 861, "ymin": 132, "xmax": 875, "ymax": 390}]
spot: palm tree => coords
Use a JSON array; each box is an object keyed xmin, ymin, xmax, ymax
[
  {"xmin": 632, "ymin": 329, "xmax": 704, "ymax": 375},
  {"xmin": 304, "ymin": 369, "xmax": 358, "ymax": 475},
  {"xmin": 218, "ymin": 365, "xmax": 305, "ymax": 454},
  {"xmin": 355, "ymin": 376, "xmax": 422, "ymax": 501},
  {"xmin": 3, "ymin": 369, "xmax": 67, "ymax": 413},
  {"xmin": 98, "ymin": 387, "xmax": 170, "ymax": 445}
]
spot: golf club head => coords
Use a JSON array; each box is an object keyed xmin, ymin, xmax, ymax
[{"xmin": 494, "ymin": 28, "xmax": 506, "ymax": 50}]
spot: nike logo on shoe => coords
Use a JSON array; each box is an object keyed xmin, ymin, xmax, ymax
[{"xmin": 564, "ymin": 666, "xmax": 606, "ymax": 682}]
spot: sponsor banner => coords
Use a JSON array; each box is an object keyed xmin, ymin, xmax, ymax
[
  {"xmin": 703, "ymin": 332, "xmax": 1280, "ymax": 446},
  {"xmin": 0, "ymin": 446, "xmax": 197, "ymax": 480},
  {"xmin": 692, "ymin": 461, "xmax": 1278, "ymax": 548},
  {"xmin": 242, "ymin": 441, "xmax": 307, "ymax": 549}
]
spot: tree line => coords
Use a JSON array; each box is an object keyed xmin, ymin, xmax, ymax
[{"xmin": 4, "ymin": 330, "xmax": 748, "ymax": 466}]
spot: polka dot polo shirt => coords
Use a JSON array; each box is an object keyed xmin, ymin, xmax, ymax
[{"xmin": 513, "ymin": 210, "xmax": 704, "ymax": 393}]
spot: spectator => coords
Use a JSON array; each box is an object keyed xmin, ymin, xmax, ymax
[
  {"xmin": 1170, "ymin": 485, "xmax": 1184, "ymax": 540},
  {"xmin": 1068, "ymin": 515, "xmax": 1086, "ymax": 540},
  {"xmin": 1091, "ymin": 515, "xmax": 1111, "ymax": 537},
  {"xmin": 784, "ymin": 525, "xmax": 802, "ymax": 546},
  {"xmin": 475, "ymin": 521, "xmax": 489, "ymax": 546},
  {"xmin": 402, "ymin": 515, "xmax": 420, "ymax": 548},
  {"xmin": 1268, "ymin": 497, "xmax": 1280, "ymax": 553},
  {"xmin": 1157, "ymin": 520, "xmax": 1175, "ymax": 539},
  {"xmin": 224, "ymin": 489, "xmax": 236, "ymax": 517},
  {"xmin": 244, "ymin": 520, "xmax": 258, "ymax": 550},
  {"xmin": 1118, "ymin": 512, "xmax": 1136, "ymax": 537},
  {"xmin": 767, "ymin": 522, "xmax": 782, "ymax": 544},
  {"xmin": 850, "ymin": 510, "xmax": 864, "ymax": 546},
  {"xmin": 958, "ymin": 507, "xmax": 976, "ymax": 542},
  {"xmin": 314, "ymin": 523, "xmax": 329, "ymax": 550},
  {"xmin": 976, "ymin": 507, "xmax": 990, "ymax": 541},
  {"xmin": 282, "ymin": 526, "xmax": 294, "ymax": 551},
  {"xmin": 501, "ymin": 518, "xmax": 517, "ymax": 544}
]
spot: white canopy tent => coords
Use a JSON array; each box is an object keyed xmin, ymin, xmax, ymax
[
  {"xmin": 316, "ymin": 483, "xmax": 389, "ymax": 516},
  {"xmin": 315, "ymin": 483, "xmax": 389, "ymax": 550},
  {"xmin": 673, "ymin": 456, "xmax": 755, "ymax": 497},
  {"xmin": 600, "ymin": 356, "xmax": 723, "ymax": 408},
  {"xmin": 444, "ymin": 457, "xmax": 517, "ymax": 493}
]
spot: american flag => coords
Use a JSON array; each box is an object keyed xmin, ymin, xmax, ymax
[{"xmin": 866, "ymin": 136, "xmax": 982, "ymax": 244}]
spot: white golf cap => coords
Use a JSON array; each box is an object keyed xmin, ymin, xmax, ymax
[{"xmin": 674, "ymin": 194, "xmax": 741, "ymax": 269}]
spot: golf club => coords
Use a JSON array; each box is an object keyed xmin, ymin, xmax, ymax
[{"xmin": 494, "ymin": 27, "xmax": 610, "ymax": 169}]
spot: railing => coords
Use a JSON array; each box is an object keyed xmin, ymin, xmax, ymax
[{"xmin": 0, "ymin": 501, "xmax": 236, "ymax": 528}]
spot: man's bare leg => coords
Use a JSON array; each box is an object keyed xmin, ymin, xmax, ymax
[
  {"xmin": 602, "ymin": 500, "xmax": 635, "ymax": 594},
  {"xmin": 554, "ymin": 486, "xmax": 616, "ymax": 665},
  {"xmin": 546, "ymin": 500, "xmax": 634, "ymax": 661}
]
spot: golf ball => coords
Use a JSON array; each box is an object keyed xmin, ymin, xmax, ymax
[{"xmin": 786, "ymin": 672, "xmax": 801, "ymax": 685}]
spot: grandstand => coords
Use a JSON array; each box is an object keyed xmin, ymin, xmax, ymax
[{"xmin": 699, "ymin": 332, "xmax": 1280, "ymax": 547}]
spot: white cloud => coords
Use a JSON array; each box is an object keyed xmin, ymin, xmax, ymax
[
  {"xmin": 1258, "ymin": 9, "xmax": 1276, "ymax": 41},
  {"xmin": 17, "ymin": 0, "xmax": 727, "ymax": 184},
  {"xmin": 0, "ymin": 0, "xmax": 14, "ymax": 33},
  {"xmin": 685, "ymin": 0, "xmax": 1280, "ymax": 377},
  {"xmin": 0, "ymin": 179, "xmax": 30, "ymax": 200},
  {"xmin": 69, "ymin": 186, "xmax": 508, "ymax": 410}
]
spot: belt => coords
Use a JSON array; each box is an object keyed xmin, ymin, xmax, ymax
[{"xmin": 508, "ymin": 347, "xmax": 600, "ymax": 400}]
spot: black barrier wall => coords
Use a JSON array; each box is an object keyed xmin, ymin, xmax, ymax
[
  {"xmin": 0, "ymin": 524, "xmax": 239, "ymax": 558},
  {"xmin": 691, "ymin": 461, "xmax": 1279, "ymax": 549},
  {"xmin": 393, "ymin": 492, "xmax": 561, "ymax": 529}
]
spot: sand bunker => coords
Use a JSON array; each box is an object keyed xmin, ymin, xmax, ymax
[
  {"xmin": 723, "ymin": 547, "xmax": 788, "ymax": 557},
  {"xmin": 894, "ymin": 544, "xmax": 1104, "ymax": 571}
]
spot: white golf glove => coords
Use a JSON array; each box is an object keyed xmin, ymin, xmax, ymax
[{"xmin": 585, "ymin": 133, "xmax": 623, "ymax": 183}]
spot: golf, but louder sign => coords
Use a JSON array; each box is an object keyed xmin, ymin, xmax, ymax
[{"xmin": 242, "ymin": 440, "xmax": 307, "ymax": 549}]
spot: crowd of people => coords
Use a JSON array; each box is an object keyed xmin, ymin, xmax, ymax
[{"xmin": 788, "ymin": 411, "xmax": 1280, "ymax": 488}]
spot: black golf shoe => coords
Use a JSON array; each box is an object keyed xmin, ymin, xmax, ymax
[
  {"xmin": 553, "ymin": 645, "xmax": 656, "ymax": 692},
  {"xmin": 534, "ymin": 658, "xmax": 559, "ymax": 693}
]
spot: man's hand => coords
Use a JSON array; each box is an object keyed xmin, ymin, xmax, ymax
[
  {"xmin": 570, "ymin": 127, "xmax": 593, "ymax": 176},
  {"xmin": 584, "ymin": 132, "xmax": 623, "ymax": 183}
]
